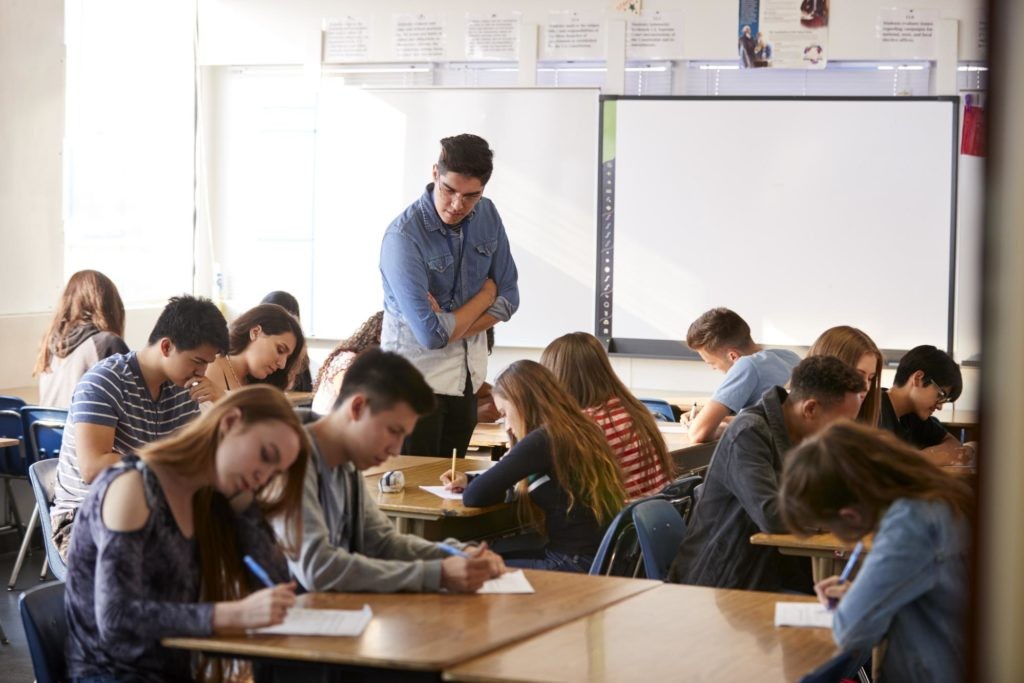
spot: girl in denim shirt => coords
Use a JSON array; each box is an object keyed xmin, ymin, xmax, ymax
[{"xmin": 780, "ymin": 421, "xmax": 972, "ymax": 683}]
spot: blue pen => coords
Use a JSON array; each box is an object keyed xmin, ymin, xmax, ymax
[
  {"xmin": 243, "ymin": 555, "xmax": 276, "ymax": 588},
  {"xmin": 828, "ymin": 541, "xmax": 865, "ymax": 610},
  {"xmin": 435, "ymin": 542, "xmax": 470, "ymax": 559}
]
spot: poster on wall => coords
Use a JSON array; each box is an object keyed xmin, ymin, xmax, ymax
[
  {"xmin": 541, "ymin": 10, "xmax": 604, "ymax": 60},
  {"xmin": 876, "ymin": 8, "xmax": 938, "ymax": 60},
  {"xmin": 738, "ymin": 0, "xmax": 829, "ymax": 69},
  {"xmin": 322, "ymin": 16, "xmax": 372, "ymax": 63},
  {"xmin": 465, "ymin": 12, "xmax": 521, "ymax": 60},
  {"xmin": 393, "ymin": 14, "xmax": 446, "ymax": 60},
  {"xmin": 626, "ymin": 10, "xmax": 684, "ymax": 60}
]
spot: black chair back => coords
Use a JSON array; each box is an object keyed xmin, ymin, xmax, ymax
[{"xmin": 19, "ymin": 581, "xmax": 68, "ymax": 683}]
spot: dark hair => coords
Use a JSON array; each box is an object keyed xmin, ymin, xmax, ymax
[
  {"xmin": 229, "ymin": 304, "xmax": 306, "ymax": 391},
  {"xmin": 148, "ymin": 295, "xmax": 228, "ymax": 354},
  {"xmin": 686, "ymin": 307, "xmax": 754, "ymax": 353},
  {"xmin": 893, "ymin": 345, "xmax": 963, "ymax": 402},
  {"xmin": 260, "ymin": 291, "xmax": 300, "ymax": 319},
  {"xmin": 313, "ymin": 311, "xmax": 383, "ymax": 394},
  {"xmin": 780, "ymin": 420, "xmax": 973, "ymax": 538},
  {"xmin": 336, "ymin": 348, "xmax": 435, "ymax": 416},
  {"xmin": 788, "ymin": 356, "xmax": 866, "ymax": 407},
  {"xmin": 437, "ymin": 134, "xmax": 494, "ymax": 186},
  {"xmin": 35, "ymin": 270, "xmax": 126, "ymax": 375}
]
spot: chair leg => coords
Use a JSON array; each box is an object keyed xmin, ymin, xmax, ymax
[
  {"xmin": 0, "ymin": 615, "xmax": 8, "ymax": 644},
  {"xmin": 39, "ymin": 555, "xmax": 49, "ymax": 582},
  {"xmin": 7, "ymin": 507, "xmax": 38, "ymax": 591}
]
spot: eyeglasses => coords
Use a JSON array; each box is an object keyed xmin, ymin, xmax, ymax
[
  {"xmin": 925, "ymin": 377, "xmax": 952, "ymax": 404},
  {"xmin": 437, "ymin": 180, "xmax": 483, "ymax": 207}
]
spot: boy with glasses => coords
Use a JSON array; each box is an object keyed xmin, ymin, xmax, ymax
[
  {"xmin": 880, "ymin": 344, "xmax": 973, "ymax": 465},
  {"xmin": 379, "ymin": 134, "xmax": 519, "ymax": 458}
]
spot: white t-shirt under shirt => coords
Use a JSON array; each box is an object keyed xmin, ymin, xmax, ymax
[{"xmin": 711, "ymin": 348, "xmax": 802, "ymax": 414}]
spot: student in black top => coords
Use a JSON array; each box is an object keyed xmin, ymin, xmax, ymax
[
  {"xmin": 667, "ymin": 356, "xmax": 865, "ymax": 591},
  {"xmin": 441, "ymin": 360, "xmax": 627, "ymax": 573},
  {"xmin": 880, "ymin": 345, "xmax": 975, "ymax": 466}
]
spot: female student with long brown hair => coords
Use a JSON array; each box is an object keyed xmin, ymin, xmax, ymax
[
  {"xmin": 541, "ymin": 332, "xmax": 675, "ymax": 499},
  {"xmin": 807, "ymin": 325, "xmax": 883, "ymax": 426},
  {"xmin": 35, "ymin": 269, "xmax": 128, "ymax": 408},
  {"xmin": 311, "ymin": 310, "xmax": 383, "ymax": 415},
  {"xmin": 189, "ymin": 303, "xmax": 306, "ymax": 405},
  {"xmin": 442, "ymin": 360, "xmax": 627, "ymax": 572},
  {"xmin": 779, "ymin": 421, "xmax": 972, "ymax": 683},
  {"xmin": 64, "ymin": 385, "xmax": 310, "ymax": 682}
]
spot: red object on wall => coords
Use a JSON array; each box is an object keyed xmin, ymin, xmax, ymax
[{"xmin": 961, "ymin": 101, "xmax": 987, "ymax": 157}]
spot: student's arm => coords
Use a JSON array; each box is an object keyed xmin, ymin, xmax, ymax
[
  {"xmin": 920, "ymin": 432, "xmax": 974, "ymax": 467},
  {"xmin": 831, "ymin": 503, "xmax": 940, "ymax": 652},
  {"xmin": 482, "ymin": 217, "xmax": 520, "ymax": 322},
  {"xmin": 462, "ymin": 430, "xmax": 549, "ymax": 507},
  {"xmin": 447, "ymin": 280, "xmax": 498, "ymax": 342},
  {"xmin": 687, "ymin": 399, "xmax": 731, "ymax": 443},
  {"xmin": 75, "ymin": 422, "xmax": 121, "ymax": 484},
  {"xmin": 724, "ymin": 421, "xmax": 788, "ymax": 533}
]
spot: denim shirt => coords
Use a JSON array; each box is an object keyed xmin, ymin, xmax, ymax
[
  {"xmin": 380, "ymin": 184, "xmax": 519, "ymax": 396},
  {"xmin": 834, "ymin": 498, "xmax": 970, "ymax": 683}
]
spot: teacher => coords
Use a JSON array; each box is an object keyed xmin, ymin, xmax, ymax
[{"xmin": 379, "ymin": 134, "xmax": 519, "ymax": 457}]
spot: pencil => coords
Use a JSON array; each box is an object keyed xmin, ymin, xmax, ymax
[{"xmin": 451, "ymin": 448, "xmax": 457, "ymax": 483}]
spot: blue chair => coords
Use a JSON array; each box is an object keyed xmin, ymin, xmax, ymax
[
  {"xmin": 21, "ymin": 408, "xmax": 68, "ymax": 466},
  {"xmin": 658, "ymin": 474, "xmax": 702, "ymax": 519},
  {"xmin": 19, "ymin": 581, "xmax": 67, "ymax": 683},
  {"xmin": 0, "ymin": 395, "xmax": 27, "ymax": 412},
  {"xmin": 631, "ymin": 498, "xmax": 687, "ymax": 581},
  {"xmin": 590, "ymin": 497, "xmax": 655, "ymax": 578},
  {"xmin": 0, "ymin": 410, "xmax": 27, "ymax": 540},
  {"xmin": 9, "ymin": 457, "xmax": 66, "ymax": 589},
  {"xmin": 638, "ymin": 398, "xmax": 676, "ymax": 423}
]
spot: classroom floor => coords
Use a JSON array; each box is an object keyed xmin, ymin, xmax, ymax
[{"xmin": 0, "ymin": 544, "xmax": 48, "ymax": 682}]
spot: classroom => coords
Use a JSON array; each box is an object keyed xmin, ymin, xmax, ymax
[{"xmin": 1, "ymin": 0, "xmax": 1022, "ymax": 680}]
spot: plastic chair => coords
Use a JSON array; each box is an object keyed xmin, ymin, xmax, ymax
[
  {"xmin": 590, "ymin": 497, "xmax": 654, "ymax": 578},
  {"xmin": 21, "ymin": 408, "xmax": 68, "ymax": 466},
  {"xmin": 0, "ymin": 395, "xmax": 27, "ymax": 412},
  {"xmin": 19, "ymin": 581, "xmax": 68, "ymax": 683},
  {"xmin": 638, "ymin": 398, "xmax": 676, "ymax": 423},
  {"xmin": 631, "ymin": 498, "xmax": 687, "ymax": 581},
  {"xmin": 0, "ymin": 410, "xmax": 27, "ymax": 538},
  {"xmin": 799, "ymin": 648, "xmax": 871, "ymax": 683},
  {"xmin": 9, "ymin": 457, "xmax": 66, "ymax": 589}
]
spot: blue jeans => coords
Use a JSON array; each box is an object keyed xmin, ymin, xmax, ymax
[{"xmin": 505, "ymin": 547, "xmax": 594, "ymax": 573}]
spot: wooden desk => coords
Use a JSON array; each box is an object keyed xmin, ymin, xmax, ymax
[
  {"xmin": 362, "ymin": 455, "xmax": 462, "ymax": 478},
  {"xmin": 444, "ymin": 583, "xmax": 837, "ymax": 682},
  {"xmin": 285, "ymin": 391, "xmax": 313, "ymax": 407},
  {"xmin": 364, "ymin": 458, "xmax": 516, "ymax": 540},
  {"xmin": 0, "ymin": 437, "xmax": 19, "ymax": 449},
  {"xmin": 751, "ymin": 533, "xmax": 873, "ymax": 583},
  {"xmin": 164, "ymin": 570, "xmax": 661, "ymax": 681},
  {"xmin": 0, "ymin": 386, "xmax": 39, "ymax": 405}
]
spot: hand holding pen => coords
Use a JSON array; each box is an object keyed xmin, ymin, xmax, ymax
[{"xmin": 814, "ymin": 541, "xmax": 864, "ymax": 610}]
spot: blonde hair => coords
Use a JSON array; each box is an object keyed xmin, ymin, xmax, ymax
[
  {"xmin": 494, "ymin": 361, "xmax": 627, "ymax": 532},
  {"xmin": 541, "ymin": 332, "xmax": 676, "ymax": 485},
  {"xmin": 780, "ymin": 420, "xmax": 973, "ymax": 538},
  {"xmin": 35, "ymin": 270, "xmax": 126, "ymax": 375},
  {"xmin": 808, "ymin": 325, "xmax": 883, "ymax": 427}
]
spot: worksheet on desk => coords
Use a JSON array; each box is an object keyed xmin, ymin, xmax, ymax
[
  {"xmin": 478, "ymin": 570, "xmax": 535, "ymax": 594},
  {"xmin": 774, "ymin": 602, "xmax": 833, "ymax": 628},
  {"xmin": 254, "ymin": 605, "xmax": 373, "ymax": 636}
]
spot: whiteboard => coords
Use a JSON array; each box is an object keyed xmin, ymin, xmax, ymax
[
  {"xmin": 603, "ymin": 97, "xmax": 958, "ymax": 353},
  {"xmin": 310, "ymin": 86, "xmax": 599, "ymax": 347}
]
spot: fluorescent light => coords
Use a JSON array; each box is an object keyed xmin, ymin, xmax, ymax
[{"xmin": 698, "ymin": 64, "xmax": 741, "ymax": 70}]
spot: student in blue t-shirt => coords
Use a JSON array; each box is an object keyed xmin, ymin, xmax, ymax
[
  {"xmin": 683, "ymin": 307, "xmax": 801, "ymax": 443},
  {"xmin": 51, "ymin": 295, "xmax": 229, "ymax": 559}
]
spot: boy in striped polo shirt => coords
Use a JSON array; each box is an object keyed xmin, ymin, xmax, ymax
[{"xmin": 51, "ymin": 295, "xmax": 229, "ymax": 559}]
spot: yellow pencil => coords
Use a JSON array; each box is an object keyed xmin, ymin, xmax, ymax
[{"xmin": 450, "ymin": 448, "xmax": 457, "ymax": 483}]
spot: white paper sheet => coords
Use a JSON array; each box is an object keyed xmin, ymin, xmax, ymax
[
  {"xmin": 478, "ymin": 570, "xmax": 535, "ymax": 594},
  {"xmin": 774, "ymin": 602, "xmax": 833, "ymax": 628},
  {"xmin": 254, "ymin": 605, "xmax": 373, "ymax": 636},
  {"xmin": 419, "ymin": 485, "xmax": 463, "ymax": 500}
]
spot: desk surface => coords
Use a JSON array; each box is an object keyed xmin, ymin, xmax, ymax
[
  {"xmin": 164, "ymin": 570, "xmax": 660, "ymax": 673},
  {"xmin": 471, "ymin": 421, "xmax": 700, "ymax": 456},
  {"xmin": 363, "ymin": 455, "xmax": 462, "ymax": 477},
  {"xmin": 0, "ymin": 437, "xmax": 18, "ymax": 448},
  {"xmin": 750, "ymin": 533, "xmax": 873, "ymax": 554},
  {"xmin": 364, "ymin": 458, "xmax": 502, "ymax": 519},
  {"xmin": 444, "ymin": 583, "xmax": 838, "ymax": 682}
]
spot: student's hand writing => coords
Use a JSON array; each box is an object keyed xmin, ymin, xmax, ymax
[
  {"xmin": 440, "ymin": 470, "xmax": 469, "ymax": 493},
  {"xmin": 440, "ymin": 555, "xmax": 501, "ymax": 593},
  {"xmin": 427, "ymin": 292, "xmax": 442, "ymax": 313},
  {"xmin": 952, "ymin": 442, "xmax": 977, "ymax": 466},
  {"xmin": 213, "ymin": 582, "xmax": 296, "ymax": 632},
  {"xmin": 466, "ymin": 541, "xmax": 506, "ymax": 577},
  {"xmin": 814, "ymin": 575, "xmax": 851, "ymax": 608},
  {"xmin": 187, "ymin": 375, "xmax": 223, "ymax": 404}
]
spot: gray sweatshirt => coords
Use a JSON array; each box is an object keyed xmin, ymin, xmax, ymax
[{"xmin": 274, "ymin": 430, "xmax": 449, "ymax": 592}]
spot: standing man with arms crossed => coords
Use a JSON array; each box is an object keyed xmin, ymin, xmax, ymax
[{"xmin": 380, "ymin": 134, "xmax": 519, "ymax": 456}]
